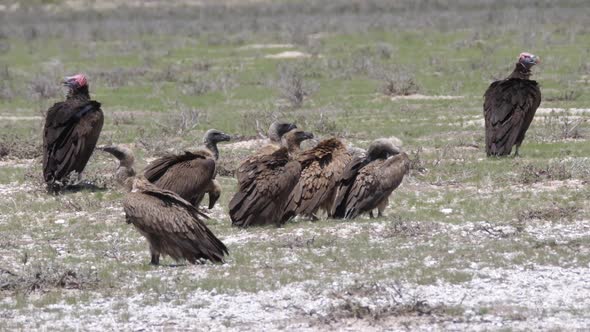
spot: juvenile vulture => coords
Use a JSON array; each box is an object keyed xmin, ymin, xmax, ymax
[
  {"xmin": 282, "ymin": 137, "xmax": 351, "ymax": 221},
  {"xmin": 96, "ymin": 145, "xmax": 136, "ymax": 186},
  {"xmin": 484, "ymin": 52, "xmax": 541, "ymax": 156},
  {"xmin": 124, "ymin": 177, "xmax": 228, "ymax": 265},
  {"xmin": 42, "ymin": 74, "xmax": 104, "ymax": 192},
  {"xmin": 255, "ymin": 121, "xmax": 298, "ymax": 155},
  {"xmin": 143, "ymin": 129, "xmax": 231, "ymax": 208},
  {"xmin": 332, "ymin": 139, "xmax": 410, "ymax": 219},
  {"xmin": 230, "ymin": 129, "xmax": 313, "ymax": 228},
  {"xmin": 99, "ymin": 148, "xmax": 228, "ymax": 265}
]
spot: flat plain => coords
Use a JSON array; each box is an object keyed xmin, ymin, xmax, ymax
[{"xmin": 0, "ymin": 0, "xmax": 589, "ymax": 330}]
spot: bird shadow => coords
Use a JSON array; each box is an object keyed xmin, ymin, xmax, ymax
[{"xmin": 60, "ymin": 182, "xmax": 108, "ymax": 193}]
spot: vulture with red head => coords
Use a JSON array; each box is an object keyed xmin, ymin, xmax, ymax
[
  {"xmin": 332, "ymin": 139, "xmax": 410, "ymax": 219},
  {"xmin": 143, "ymin": 129, "xmax": 231, "ymax": 208},
  {"xmin": 230, "ymin": 129, "xmax": 313, "ymax": 228},
  {"xmin": 282, "ymin": 137, "xmax": 351, "ymax": 221},
  {"xmin": 484, "ymin": 52, "xmax": 542, "ymax": 156},
  {"xmin": 42, "ymin": 74, "xmax": 104, "ymax": 192}
]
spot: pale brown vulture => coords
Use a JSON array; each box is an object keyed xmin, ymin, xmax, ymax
[
  {"xmin": 123, "ymin": 177, "xmax": 228, "ymax": 265},
  {"xmin": 229, "ymin": 129, "xmax": 313, "ymax": 228},
  {"xmin": 143, "ymin": 129, "xmax": 231, "ymax": 208},
  {"xmin": 484, "ymin": 52, "xmax": 542, "ymax": 156},
  {"xmin": 332, "ymin": 139, "xmax": 410, "ymax": 219},
  {"xmin": 43, "ymin": 74, "xmax": 104, "ymax": 192},
  {"xmin": 96, "ymin": 145, "xmax": 136, "ymax": 187},
  {"xmin": 282, "ymin": 138, "xmax": 351, "ymax": 221}
]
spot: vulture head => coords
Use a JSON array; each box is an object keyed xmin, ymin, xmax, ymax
[
  {"xmin": 268, "ymin": 122, "xmax": 297, "ymax": 143},
  {"xmin": 518, "ymin": 52, "xmax": 540, "ymax": 69},
  {"xmin": 63, "ymin": 74, "xmax": 88, "ymax": 91},
  {"xmin": 203, "ymin": 129, "xmax": 231, "ymax": 160},
  {"xmin": 282, "ymin": 129, "xmax": 314, "ymax": 153},
  {"xmin": 367, "ymin": 139, "xmax": 401, "ymax": 161},
  {"xmin": 97, "ymin": 145, "xmax": 137, "ymax": 187},
  {"xmin": 203, "ymin": 129, "xmax": 232, "ymax": 145}
]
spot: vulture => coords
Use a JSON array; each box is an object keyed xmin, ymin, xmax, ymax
[
  {"xmin": 96, "ymin": 145, "xmax": 136, "ymax": 186},
  {"xmin": 229, "ymin": 129, "xmax": 314, "ymax": 228},
  {"xmin": 282, "ymin": 137, "xmax": 352, "ymax": 221},
  {"xmin": 484, "ymin": 52, "xmax": 542, "ymax": 156},
  {"xmin": 124, "ymin": 177, "xmax": 228, "ymax": 265},
  {"xmin": 235, "ymin": 122, "xmax": 297, "ymax": 185},
  {"xmin": 255, "ymin": 121, "xmax": 298, "ymax": 155},
  {"xmin": 332, "ymin": 139, "xmax": 410, "ymax": 219},
  {"xmin": 99, "ymin": 147, "xmax": 228, "ymax": 265},
  {"xmin": 143, "ymin": 129, "xmax": 231, "ymax": 209},
  {"xmin": 42, "ymin": 74, "xmax": 104, "ymax": 193}
]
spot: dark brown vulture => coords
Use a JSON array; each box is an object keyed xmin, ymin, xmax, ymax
[
  {"xmin": 229, "ymin": 129, "xmax": 313, "ymax": 228},
  {"xmin": 282, "ymin": 137, "xmax": 351, "ymax": 221},
  {"xmin": 143, "ymin": 129, "xmax": 231, "ymax": 208},
  {"xmin": 42, "ymin": 74, "xmax": 104, "ymax": 192},
  {"xmin": 484, "ymin": 52, "xmax": 541, "ymax": 156},
  {"xmin": 255, "ymin": 121, "xmax": 298, "ymax": 155},
  {"xmin": 332, "ymin": 139, "xmax": 410, "ymax": 219},
  {"xmin": 123, "ymin": 177, "xmax": 228, "ymax": 265},
  {"xmin": 236, "ymin": 123, "xmax": 298, "ymax": 186}
]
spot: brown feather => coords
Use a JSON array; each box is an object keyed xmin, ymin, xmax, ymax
[
  {"xmin": 42, "ymin": 97, "xmax": 103, "ymax": 188},
  {"xmin": 123, "ymin": 178, "xmax": 228, "ymax": 264},
  {"xmin": 283, "ymin": 138, "xmax": 351, "ymax": 220},
  {"xmin": 333, "ymin": 140, "xmax": 409, "ymax": 219},
  {"xmin": 484, "ymin": 63, "xmax": 541, "ymax": 156}
]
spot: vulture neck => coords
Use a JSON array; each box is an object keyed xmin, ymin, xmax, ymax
[
  {"xmin": 508, "ymin": 63, "xmax": 532, "ymax": 80},
  {"xmin": 67, "ymin": 86, "xmax": 91, "ymax": 101},
  {"xmin": 205, "ymin": 141, "xmax": 219, "ymax": 160},
  {"xmin": 268, "ymin": 130, "xmax": 281, "ymax": 143}
]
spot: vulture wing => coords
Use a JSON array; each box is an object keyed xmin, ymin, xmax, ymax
[
  {"xmin": 143, "ymin": 151, "xmax": 216, "ymax": 205},
  {"xmin": 283, "ymin": 138, "xmax": 351, "ymax": 219},
  {"xmin": 331, "ymin": 155, "xmax": 369, "ymax": 218},
  {"xmin": 42, "ymin": 100, "xmax": 103, "ymax": 182},
  {"xmin": 123, "ymin": 185, "xmax": 228, "ymax": 263},
  {"xmin": 334, "ymin": 153, "xmax": 409, "ymax": 219},
  {"xmin": 229, "ymin": 148, "xmax": 301, "ymax": 227},
  {"xmin": 484, "ymin": 79, "xmax": 541, "ymax": 156}
]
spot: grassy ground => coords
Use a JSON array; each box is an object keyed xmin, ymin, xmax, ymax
[{"xmin": 1, "ymin": 0, "xmax": 590, "ymax": 330}]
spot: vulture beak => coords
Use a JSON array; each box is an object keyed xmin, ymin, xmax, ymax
[
  {"xmin": 221, "ymin": 133, "xmax": 232, "ymax": 142},
  {"xmin": 303, "ymin": 131, "xmax": 314, "ymax": 140},
  {"xmin": 532, "ymin": 54, "xmax": 540, "ymax": 65},
  {"xmin": 62, "ymin": 77, "xmax": 76, "ymax": 88}
]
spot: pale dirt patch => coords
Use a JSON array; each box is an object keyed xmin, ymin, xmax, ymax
[
  {"xmin": 224, "ymin": 138, "xmax": 268, "ymax": 151},
  {"xmin": 264, "ymin": 51, "xmax": 312, "ymax": 59},
  {"xmin": 239, "ymin": 44, "xmax": 294, "ymax": 50},
  {"xmin": 536, "ymin": 108, "xmax": 590, "ymax": 115},
  {"xmin": 0, "ymin": 159, "xmax": 36, "ymax": 168},
  {"xmin": 0, "ymin": 116, "xmax": 43, "ymax": 121},
  {"xmin": 390, "ymin": 94, "xmax": 464, "ymax": 101}
]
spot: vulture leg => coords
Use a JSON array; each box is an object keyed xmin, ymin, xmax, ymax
[
  {"xmin": 150, "ymin": 253, "xmax": 160, "ymax": 266},
  {"xmin": 513, "ymin": 145, "xmax": 521, "ymax": 157},
  {"xmin": 369, "ymin": 211, "xmax": 375, "ymax": 219},
  {"xmin": 377, "ymin": 210, "xmax": 384, "ymax": 218}
]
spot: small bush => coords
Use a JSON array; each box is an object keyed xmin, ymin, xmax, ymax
[{"xmin": 276, "ymin": 63, "xmax": 318, "ymax": 109}]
